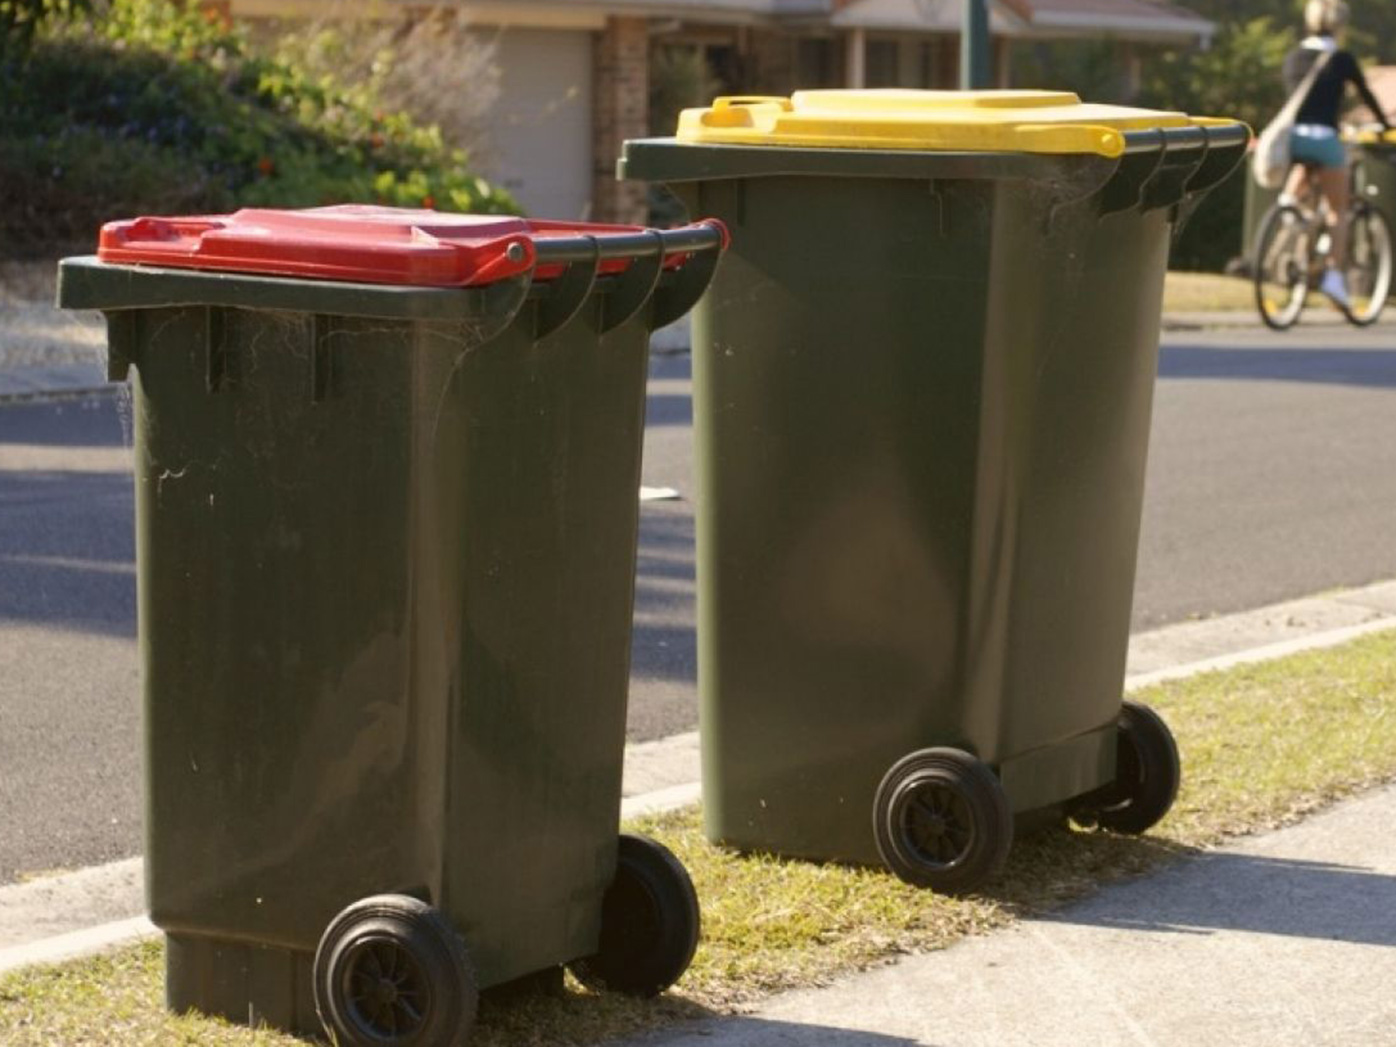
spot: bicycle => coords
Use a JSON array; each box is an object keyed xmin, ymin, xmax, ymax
[{"xmin": 1252, "ymin": 159, "xmax": 1393, "ymax": 330}]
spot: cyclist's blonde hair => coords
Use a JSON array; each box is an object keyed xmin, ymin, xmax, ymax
[{"xmin": 1305, "ymin": 0, "xmax": 1350, "ymax": 35}]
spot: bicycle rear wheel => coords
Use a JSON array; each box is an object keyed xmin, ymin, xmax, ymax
[
  {"xmin": 1343, "ymin": 202, "xmax": 1393, "ymax": 326},
  {"xmin": 1256, "ymin": 206, "xmax": 1306, "ymax": 332},
  {"xmin": 1253, "ymin": 205, "xmax": 1310, "ymax": 331}
]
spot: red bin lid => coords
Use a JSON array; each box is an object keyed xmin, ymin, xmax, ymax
[{"xmin": 96, "ymin": 205, "xmax": 666, "ymax": 287}]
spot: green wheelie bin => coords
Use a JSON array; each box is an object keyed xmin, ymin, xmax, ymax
[
  {"xmin": 1353, "ymin": 130, "xmax": 1396, "ymax": 229},
  {"xmin": 56, "ymin": 205, "xmax": 725, "ymax": 1045},
  {"xmin": 621, "ymin": 90, "xmax": 1247, "ymax": 895}
]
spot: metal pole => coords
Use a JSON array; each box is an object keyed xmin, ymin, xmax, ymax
[{"xmin": 960, "ymin": 0, "xmax": 991, "ymax": 89}]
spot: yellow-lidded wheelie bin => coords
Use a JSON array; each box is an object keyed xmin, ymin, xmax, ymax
[
  {"xmin": 620, "ymin": 91, "xmax": 1247, "ymax": 895},
  {"xmin": 56, "ymin": 205, "xmax": 726, "ymax": 1045},
  {"xmin": 1352, "ymin": 128, "xmax": 1396, "ymax": 230}
]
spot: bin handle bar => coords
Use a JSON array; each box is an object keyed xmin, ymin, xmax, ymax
[
  {"xmin": 531, "ymin": 220, "xmax": 727, "ymax": 266},
  {"xmin": 1121, "ymin": 123, "xmax": 1249, "ymax": 155}
]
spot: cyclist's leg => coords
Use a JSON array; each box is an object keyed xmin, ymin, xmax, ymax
[
  {"xmin": 1292, "ymin": 127, "xmax": 1352, "ymax": 304},
  {"xmin": 1316, "ymin": 165, "xmax": 1351, "ymax": 265},
  {"xmin": 1281, "ymin": 159, "xmax": 1310, "ymax": 204}
]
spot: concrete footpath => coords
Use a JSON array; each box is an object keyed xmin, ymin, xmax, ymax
[{"xmin": 630, "ymin": 782, "xmax": 1396, "ymax": 1047}]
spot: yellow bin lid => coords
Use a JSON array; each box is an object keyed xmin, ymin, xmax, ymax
[{"xmin": 677, "ymin": 89, "xmax": 1232, "ymax": 159}]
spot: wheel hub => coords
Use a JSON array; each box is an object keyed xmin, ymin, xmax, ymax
[
  {"xmin": 901, "ymin": 781, "xmax": 971, "ymax": 867},
  {"xmin": 370, "ymin": 976, "xmax": 399, "ymax": 1009}
]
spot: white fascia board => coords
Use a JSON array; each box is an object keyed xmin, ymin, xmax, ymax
[
  {"xmin": 1024, "ymin": 10, "xmax": 1213, "ymax": 41},
  {"xmin": 830, "ymin": 0, "xmax": 1029, "ymax": 34},
  {"xmin": 504, "ymin": 0, "xmax": 793, "ymax": 21}
]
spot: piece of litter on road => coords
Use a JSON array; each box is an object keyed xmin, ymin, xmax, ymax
[{"xmin": 640, "ymin": 486, "xmax": 681, "ymax": 502}]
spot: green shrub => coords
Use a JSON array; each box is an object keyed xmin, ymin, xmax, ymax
[{"xmin": 0, "ymin": 0, "xmax": 516, "ymax": 258}]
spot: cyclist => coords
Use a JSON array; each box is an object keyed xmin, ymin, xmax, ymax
[{"xmin": 1279, "ymin": 0, "xmax": 1392, "ymax": 308}]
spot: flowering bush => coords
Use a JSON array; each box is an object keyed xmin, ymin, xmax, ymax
[{"xmin": 0, "ymin": 0, "xmax": 516, "ymax": 257}]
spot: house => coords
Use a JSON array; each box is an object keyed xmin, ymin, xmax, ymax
[
  {"xmin": 218, "ymin": 0, "xmax": 1216, "ymax": 223},
  {"xmin": 1363, "ymin": 66, "xmax": 1396, "ymax": 122}
]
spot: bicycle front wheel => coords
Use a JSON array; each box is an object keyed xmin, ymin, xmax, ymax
[
  {"xmin": 1343, "ymin": 202, "xmax": 1393, "ymax": 326},
  {"xmin": 1253, "ymin": 205, "xmax": 1310, "ymax": 331}
]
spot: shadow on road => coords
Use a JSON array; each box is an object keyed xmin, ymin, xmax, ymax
[
  {"xmin": 0, "ymin": 470, "xmax": 135, "ymax": 637},
  {"xmin": 647, "ymin": 390, "xmax": 693, "ymax": 428},
  {"xmin": 1047, "ymin": 850, "xmax": 1396, "ymax": 947},
  {"xmin": 0, "ymin": 393, "xmax": 130, "ymax": 448},
  {"xmin": 1159, "ymin": 345, "xmax": 1396, "ymax": 390},
  {"xmin": 631, "ymin": 508, "xmax": 697, "ymax": 689}
]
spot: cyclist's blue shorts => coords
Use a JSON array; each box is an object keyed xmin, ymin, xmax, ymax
[{"xmin": 1290, "ymin": 124, "xmax": 1347, "ymax": 170}]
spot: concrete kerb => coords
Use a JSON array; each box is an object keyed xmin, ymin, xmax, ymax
[{"xmin": 3, "ymin": 579, "xmax": 1394, "ymax": 979}]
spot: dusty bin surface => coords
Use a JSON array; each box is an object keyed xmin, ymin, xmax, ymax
[
  {"xmin": 57, "ymin": 206, "xmax": 725, "ymax": 1044},
  {"xmin": 622, "ymin": 90, "xmax": 1247, "ymax": 894}
]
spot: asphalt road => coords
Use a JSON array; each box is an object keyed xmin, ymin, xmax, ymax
[{"xmin": 2, "ymin": 324, "xmax": 1395, "ymax": 883}]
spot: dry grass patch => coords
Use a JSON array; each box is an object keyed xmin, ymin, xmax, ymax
[
  {"xmin": 4, "ymin": 629, "xmax": 1396, "ymax": 1045},
  {"xmin": 1162, "ymin": 270, "xmax": 1255, "ymax": 313}
]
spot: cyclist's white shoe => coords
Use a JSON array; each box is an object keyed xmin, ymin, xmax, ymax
[{"xmin": 1320, "ymin": 268, "xmax": 1352, "ymax": 310}]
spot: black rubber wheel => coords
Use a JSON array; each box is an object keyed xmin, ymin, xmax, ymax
[
  {"xmin": 872, "ymin": 747, "xmax": 1013, "ymax": 895},
  {"xmin": 314, "ymin": 894, "xmax": 477, "ymax": 1047},
  {"xmin": 1075, "ymin": 700, "xmax": 1181, "ymax": 835},
  {"xmin": 1252, "ymin": 204, "xmax": 1310, "ymax": 331},
  {"xmin": 1342, "ymin": 202, "xmax": 1393, "ymax": 327},
  {"xmin": 569, "ymin": 833, "xmax": 700, "ymax": 997}
]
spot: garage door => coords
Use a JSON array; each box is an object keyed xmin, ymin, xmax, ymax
[{"xmin": 485, "ymin": 28, "xmax": 594, "ymax": 220}]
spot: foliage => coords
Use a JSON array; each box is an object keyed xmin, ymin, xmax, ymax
[
  {"xmin": 1140, "ymin": 16, "xmax": 1295, "ymax": 135},
  {"xmin": 260, "ymin": 6, "xmax": 500, "ymax": 154},
  {"xmin": 647, "ymin": 45, "xmax": 724, "ymax": 224},
  {"xmin": 1134, "ymin": 18, "xmax": 1296, "ymax": 271},
  {"xmin": 0, "ymin": 0, "xmax": 87, "ymax": 52},
  {"xmin": 0, "ymin": 0, "xmax": 515, "ymax": 258},
  {"xmin": 1010, "ymin": 37, "xmax": 1134, "ymax": 103}
]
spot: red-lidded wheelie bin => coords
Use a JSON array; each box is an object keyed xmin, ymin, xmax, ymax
[
  {"xmin": 621, "ymin": 90, "xmax": 1247, "ymax": 895},
  {"xmin": 56, "ymin": 205, "xmax": 726, "ymax": 1045}
]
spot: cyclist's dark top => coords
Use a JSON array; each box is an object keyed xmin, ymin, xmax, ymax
[{"xmin": 1283, "ymin": 42, "xmax": 1390, "ymax": 129}]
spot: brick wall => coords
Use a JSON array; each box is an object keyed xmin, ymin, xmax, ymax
[
  {"xmin": 746, "ymin": 29, "xmax": 798, "ymax": 94},
  {"xmin": 592, "ymin": 16, "xmax": 650, "ymax": 225}
]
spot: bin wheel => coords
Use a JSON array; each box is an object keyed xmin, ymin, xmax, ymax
[
  {"xmin": 569, "ymin": 833, "xmax": 700, "ymax": 997},
  {"xmin": 314, "ymin": 894, "xmax": 477, "ymax": 1047},
  {"xmin": 1073, "ymin": 700, "xmax": 1180, "ymax": 835},
  {"xmin": 872, "ymin": 747, "xmax": 1013, "ymax": 895}
]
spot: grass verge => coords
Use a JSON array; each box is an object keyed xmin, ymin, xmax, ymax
[
  {"xmin": 4, "ymin": 629, "xmax": 1396, "ymax": 1046},
  {"xmin": 1161, "ymin": 270, "xmax": 1256, "ymax": 313}
]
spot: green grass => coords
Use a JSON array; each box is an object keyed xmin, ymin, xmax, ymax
[{"xmin": 4, "ymin": 630, "xmax": 1396, "ymax": 1046}]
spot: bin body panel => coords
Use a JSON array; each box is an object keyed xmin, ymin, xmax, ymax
[
  {"xmin": 120, "ymin": 288, "xmax": 645, "ymax": 988},
  {"xmin": 436, "ymin": 300, "xmax": 647, "ymax": 983},
  {"xmin": 136, "ymin": 306, "xmax": 443, "ymax": 953},
  {"xmin": 674, "ymin": 164, "xmax": 1172, "ymax": 865},
  {"xmin": 979, "ymin": 198, "xmax": 1172, "ymax": 765}
]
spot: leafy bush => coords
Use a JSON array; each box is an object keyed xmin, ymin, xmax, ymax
[
  {"xmin": 259, "ymin": 7, "xmax": 500, "ymax": 156},
  {"xmin": 0, "ymin": 0, "xmax": 516, "ymax": 258}
]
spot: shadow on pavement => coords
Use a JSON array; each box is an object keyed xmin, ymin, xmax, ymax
[
  {"xmin": 1049, "ymin": 851, "xmax": 1396, "ymax": 947},
  {"xmin": 1159, "ymin": 345, "xmax": 1396, "ymax": 390},
  {"xmin": 634, "ymin": 1017, "xmax": 928, "ymax": 1046}
]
